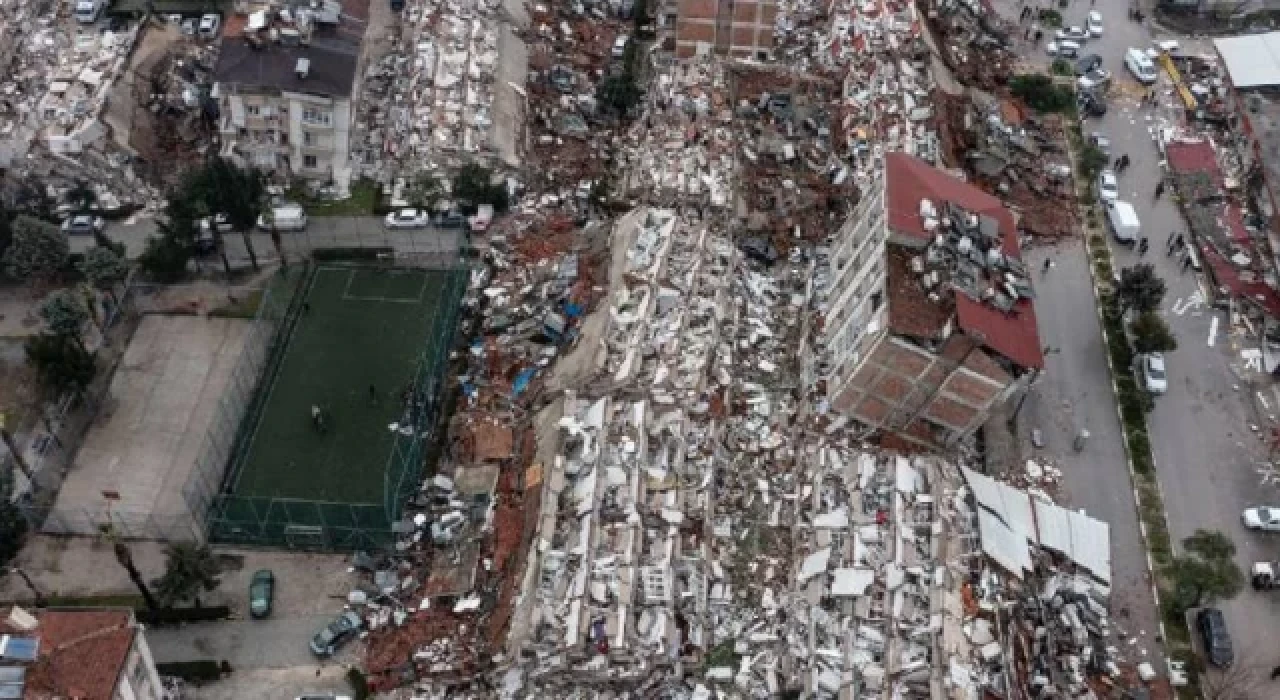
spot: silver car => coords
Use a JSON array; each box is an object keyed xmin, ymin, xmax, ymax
[{"xmin": 1097, "ymin": 170, "xmax": 1119, "ymax": 202}]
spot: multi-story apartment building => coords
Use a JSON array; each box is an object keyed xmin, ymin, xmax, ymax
[
  {"xmin": 1, "ymin": 606, "xmax": 164, "ymax": 700},
  {"xmin": 674, "ymin": 0, "xmax": 777, "ymax": 59},
  {"xmin": 823, "ymin": 152, "xmax": 1043, "ymax": 450},
  {"xmin": 213, "ymin": 34, "xmax": 358, "ymax": 184}
]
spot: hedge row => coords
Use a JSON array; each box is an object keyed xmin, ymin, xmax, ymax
[{"xmin": 136, "ymin": 605, "xmax": 230, "ymax": 626}]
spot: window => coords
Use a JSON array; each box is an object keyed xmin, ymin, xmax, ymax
[
  {"xmin": 871, "ymin": 291, "xmax": 883, "ymax": 312},
  {"xmin": 303, "ymin": 131, "xmax": 313, "ymax": 146},
  {"xmin": 245, "ymin": 105, "xmax": 261, "ymax": 116},
  {"xmin": 301, "ymin": 108, "xmax": 331, "ymax": 126},
  {"xmin": 303, "ymin": 154, "xmax": 318, "ymax": 168}
]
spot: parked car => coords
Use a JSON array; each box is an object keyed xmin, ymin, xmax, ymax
[
  {"xmin": 200, "ymin": 213, "xmax": 233, "ymax": 234},
  {"xmin": 1196, "ymin": 608, "xmax": 1233, "ymax": 668},
  {"xmin": 1139, "ymin": 353, "xmax": 1167, "ymax": 394},
  {"xmin": 612, "ymin": 34, "xmax": 630, "ymax": 58},
  {"xmin": 1056, "ymin": 26, "xmax": 1090, "ymax": 43},
  {"xmin": 1074, "ymin": 54, "xmax": 1102, "ymax": 76},
  {"xmin": 309, "ymin": 610, "xmax": 362, "ymax": 657},
  {"xmin": 1242, "ymin": 506, "xmax": 1280, "ymax": 531},
  {"xmin": 1097, "ymin": 170, "xmax": 1119, "ymax": 202},
  {"xmin": 384, "ymin": 208, "xmax": 430, "ymax": 230},
  {"xmin": 295, "ymin": 696, "xmax": 352, "ymax": 700},
  {"xmin": 1047, "ymin": 40, "xmax": 1081, "ymax": 59},
  {"xmin": 1078, "ymin": 92, "xmax": 1107, "ymax": 117},
  {"xmin": 257, "ymin": 203, "xmax": 307, "ymax": 231},
  {"xmin": 1078, "ymin": 69, "xmax": 1111, "ymax": 91},
  {"xmin": 1088, "ymin": 132, "xmax": 1112, "ymax": 158},
  {"xmin": 249, "ymin": 569, "xmax": 275, "ymax": 619},
  {"xmin": 1086, "ymin": 10, "xmax": 1104, "ymax": 37},
  {"xmin": 437, "ymin": 210, "xmax": 466, "ymax": 229},
  {"xmin": 60, "ymin": 214, "xmax": 105, "ymax": 236},
  {"xmin": 197, "ymin": 13, "xmax": 221, "ymax": 39}
]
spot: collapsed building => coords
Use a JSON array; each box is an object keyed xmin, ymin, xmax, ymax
[{"xmin": 822, "ymin": 152, "xmax": 1042, "ymax": 451}]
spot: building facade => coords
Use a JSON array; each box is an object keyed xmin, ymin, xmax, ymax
[
  {"xmin": 674, "ymin": 0, "xmax": 777, "ymax": 59},
  {"xmin": 824, "ymin": 153, "xmax": 1043, "ymax": 450},
  {"xmin": 213, "ymin": 35, "xmax": 358, "ymax": 186},
  {"xmin": 1, "ymin": 607, "xmax": 163, "ymax": 700}
]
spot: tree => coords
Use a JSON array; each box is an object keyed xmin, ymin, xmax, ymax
[
  {"xmin": 597, "ymin": 74, "xmax": 642, "ymax": 114},
  {"xmin": 79, "ymin": 247, "xmax": 128, "ymax": 307},
  {"xmin": 1131, "ymin": 311, "xmax": 1178, "ymax": 354},
  {"xmin": 1080, "ymin": 145, "xmax": 1108, "ymax": 180},
  {"xmin": 0, "ymin": 414, "xmax": 30, "ymax": 482},
  {"xmin": 39, "ymin": 290, "xmax": 90, "ymax": 349},
  {"xmin": 1168, "ymin": 529, "xmax": 1243, "ymax": 614},
  {"xmin": 0, "ymin": 469, "xmax": 28, "ymax": 567},
  {"xmin": 106, "ymin": 533, "xmax": 158, "ymax": 611},
  {"xmin": 152, "ymin": 541, "xmax": 220, "ymax": 607},
  {"xmin": 13, "ymin": 177, "xmax": 56, "ymax": 224},
  {"xmin": 408, "ymin": 175, "xmax": 444, "ymax": 211},
  {"xmin": 25, "ymin": 333, "xmax": 96, "ymax": 397},
  {"xmin": 0, "ymin": 200, "xmax": 13, "ymax": 263},
  {"xmin": 191, "ymin": 158, "xmax": 265, "ymax": 272},
  {"xmin": 452, "ymin": 164, "xmax": 510, "ymax": 213},
  {"xmin": 1009, "ymin": 73, "xmax": 1074, "ymax": 113},
  {"xmin": 1115, "ymin": 264, "xmax": 1167, "ymax": 314},
  {"xmin": 3, "ymin": 216, "xmax": 69, "ymax": 282},
  {"xmin": 64, "ymin": 180, "xmax": 97, "ymax": 214},
  {"xmin": 138, "ymin": 235, "xmax": 193, "ymax": 284}
]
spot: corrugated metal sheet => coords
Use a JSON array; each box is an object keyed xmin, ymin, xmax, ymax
[
  {"xmin": 1215, "ymin": 33, "xmax": 1280, "ymax": 89},
  {"xmin": 976, "ymin": 508, "xmax": 1032, "ymax": 578},
  {"xmin": 1033, "ymin": 499, "xmax": 1112, "ymax": 584},
  {"xmin": 962, "ymin": 467, "xmax": 1036, "ymax": 544}
]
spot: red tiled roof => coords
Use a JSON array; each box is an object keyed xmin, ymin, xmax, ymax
[
  {"xmin": 2, "ymin": 608, "xmax": 136, "ymax": 700},
  {"xmin": 1165, "ymin": 139, "xmax": 1223, "ymax": 183},
  {"xmin": 886, "ymin": 247, "xmax": 952, "ymax": 340},
  {"xmin": 1202, "ymin": 246, "xmax": 1280, "ymax": 317},
  {"xmin": 885, "ymin": 153, "xmax": 1043, "ymax": 370},
  {"xmin": 884, "ymin": 151, "xmax": 1018, "ymax": 254},
  {"xmin": 1224, "ymin": 203, "xmax": 1251, "ymax": 244}
]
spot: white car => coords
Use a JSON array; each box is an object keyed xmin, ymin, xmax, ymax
[
  {"xmin": 200, "ymin": 213, "xmax": 232, "ymax": 234},
  {"xmin": 1097, "ymin": 170, "xmax": 1119, "ymax": 202},
  {"xmin": 1087, "ymin": 11, "xmax": 1104, "ymax": 37},
  {"xmin": 198, "ymin": 14, "xmax": 221, "ymax": 39},
  {"xmin": 1047, "ymin": 40, "xmax": 1081, "ymax": 58},
  {"xmin": 1056, "ymin": 26, "xmax": 1090, "ymax": 43},
  {"xmin": 384, "ymin": 208, "xmax": 430, "ymax": 230},
  {"xmin": 1140, "ymin": 353, "xmax": 1167, "ymax": 394},
  {"xmin": 1078, "ymin": 69, "xmax": 1111, "ymax": 91},
  {"xmin": 60, "ymin": 214, "xmax": 105, "ymax": 236},
  {"xmin": 1243, "ymin": 506, "xmax": 1280, "ymax": 531}
]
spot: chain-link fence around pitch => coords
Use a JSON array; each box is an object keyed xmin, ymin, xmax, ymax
[{"xmin": 194, "ymin": 259, "xmax": 468, "ymax": 550}]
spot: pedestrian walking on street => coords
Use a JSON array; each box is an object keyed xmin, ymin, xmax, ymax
[
  {"xmin": 1271, "ymin": 665, "xmax": 1280, "ymax": 680},
  {"xmin": 1165, "ymin": 231, "xmax": 1175, "ymax": 247},
  {"xmin": 1154, "ymin": 181, "xmax": 1165, "ymax": 199},
  {"xmin": 1042, "ymin": 258, "xmax": 1053, "ymax": 274},
  {"xmin": 1182, "ymin": 255, "xmax": 1193, "ymax": 273},
  {"xmin": 1034, "ymin": 29, "xmax": 1043, "ymax": 42},
  {"xmin": 1138, "ymin": 237, "xmax": 1149, "ymax": 255},
  {"xmin": 1025, "ymin": 27, "xmax": 1031, "ymax": 40},
  {"xmin": 1175, "ymin": 234, "xmax": 1185, "ymax": 249}
]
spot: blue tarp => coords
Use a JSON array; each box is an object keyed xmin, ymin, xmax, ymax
[
  {"xmin": 513, "ymin": 368, "xmax": 537, "ymax": 396},
  {"xmin": 563, "ymin": 301, "xmax": 585, "ymax": 318}
]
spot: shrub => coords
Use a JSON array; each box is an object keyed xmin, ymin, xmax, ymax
[
  {"xmin": 136, "ymin": 605, "xmax": 231, "ymax": 626},
  {"xmin": 311, "ymin": 247, "xmax": 394, "ymax": 262},
  {"xmin": 347, "ymin": 668, "xmax": 370, "ymax": 700}
]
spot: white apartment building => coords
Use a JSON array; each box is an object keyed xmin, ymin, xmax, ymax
[
  {"xmin": 824, "ymin": 168, "xmax": 889, "ymax": 386},
  {"xmin": 213, "ymin": 35, "xmax": 358, "ymax": 188}
]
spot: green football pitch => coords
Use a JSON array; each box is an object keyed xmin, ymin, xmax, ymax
[{"xmin": 229, "ymin": 265, "xmax": 455, "ymax": 505}]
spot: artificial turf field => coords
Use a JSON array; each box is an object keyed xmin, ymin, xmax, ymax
[{"xmin": 228, "ymin": 264, "xmax": 454, "ymax": 507}]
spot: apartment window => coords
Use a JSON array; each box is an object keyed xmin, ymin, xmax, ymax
[
  {"xmin": 303, "ymin": 131, "xmax": 313, "ymax": 146},
  {"xmin": 245, "ymin": 105, "xmax": 261, "ymax": 116},
  {"xmin": 303, "ymin": 154, "xmax": 318, "ymax": 168},
  {"xmin": 871, "ymin": 291, "xmax": 883, "ymax": 312},
  {"xmin": 301, "ymin": 108, "xmax": 331, "ymax": 126}
]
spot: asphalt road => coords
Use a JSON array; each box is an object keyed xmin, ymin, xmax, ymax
[
  {"xmin": 147, "ymin": 614, "xmax": 362, "ymax": 671},
  {"xmin": 78, "ymin": 215, "xmax": 463, "ymax": 262},
  {"xmin": 1000, "ymin": 0, "xmax": 1280, "ymax": 679}
]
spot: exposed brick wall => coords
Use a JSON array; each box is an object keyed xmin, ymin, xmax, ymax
[{"xmin": 679, "ymin": 0, "xmax": 719, "ymax": 20}]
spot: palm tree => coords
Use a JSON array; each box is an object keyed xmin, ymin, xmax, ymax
[
  {"xmin": 152, "ymin": 542, "xmax": 220, "ymax": 607},
  {"xmin": 102, "ymin": 527, "xmax": 159, "ymax": 611}
]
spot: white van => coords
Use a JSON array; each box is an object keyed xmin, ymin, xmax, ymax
[
  {"xmin": 1125, "ymin": 48, "xmax": 1158, "ymax": 84},
  {"xmin": 74, "ymin": 0, "xmax": 107, "ymax": 23},
  {"xmin": 257, "ymin": 204, "xmax": 307, "ymax": 232},
  {"xmin": 1106, "ymin": 200, "xmax": 1141, "ymax": 243}
]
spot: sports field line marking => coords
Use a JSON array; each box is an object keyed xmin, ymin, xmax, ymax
[
  {"xmin": 231, "ymin": 267, "xmax": 325, "ymax": 495},
  {"xmin": 339, "ymin": 268, "xmax": 431, "ymax": 304}
]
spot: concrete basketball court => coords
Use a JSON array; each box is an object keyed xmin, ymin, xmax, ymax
[{"xmin": 51, "ymin": 315, "xmax": 251, "ymax": 535}]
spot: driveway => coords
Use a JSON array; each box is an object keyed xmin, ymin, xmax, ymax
[
  {"xmin": 147, "ymin": 614, "xmax": 360, "ymax": 670},
  {"xmin": 996, "ymin": 0, "xmax": 1280, "ymax": 681}
]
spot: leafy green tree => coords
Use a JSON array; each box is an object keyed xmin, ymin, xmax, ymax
[
  {"xmin": 1169, "ymin": 529, "xmax": 1243, "ymax": 614},
  {"xmin": 1080, "ymin": 145, "xmax": 1108, "ymax": 180},
  {"xmin": 409, "ymin": 175, "xmax": 444, "ymax": 210},
  {"xmin": 193, "ymin": 158, "xmax": 266, "ymax": 272},
  {"xmin": 25, "ymin": 333, "xmax": 95, "ymax": 396},
  {"xmin": 1115, "ymin": 264, "xmax": 1167, "ymax": 314},
  {"xmin": 3, "ymin": 216, "xmax": 69, "ymax": 282},
  {"xmin": 597, "ymin": 74, "xmax": 642, "ymax": 114},
  {"xmin": 64, "ymin": 180, "xmax": 97, "ymax": 214},
  {"xmin": 0, "ymin": 469, "xmax": 28, "ymax": 567},
  {"xmin": 138, "ymin": 235, "xmax": 192, "ymax": 284},
  {"xmin": 1009, "ymin": 74, "xmax": 1074, "ymax": 113},
  {"xmin": 452, "ymin": 164, "xmax": 509, "ymax": 213},
  {"xmin": 1131, "ymin": 311, "xmax": 1178, "ymax": 354},
  {"xmin": 152, "ymin": 541, "xmax": 221, "ymax": 607},
  {"xmin": 92, "ymin": 229, "xmax": 126, "ymax": 259},
  {"xmin": 79, "ymin": 247, "xmax": 128, "ymax": 307},
  {"xmin": 14, "ymin": 177, "xmax": 56, "ymax": 223},
  {"xmin": 39, "ymin": 289, "xmax": 90, "ymax": 349},
  {"xmin": 0, "ymin": 200, "xmax": 13, "ymax": 262}
]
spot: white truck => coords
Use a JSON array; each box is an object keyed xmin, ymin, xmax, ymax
[
  {"xmin": 1105, "ymin": 200, "xmax": 1141, "ymax": 244},
  {"xmin": 1252, "ymin": 560, "xmax": 1280, "ymax": 590}
]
